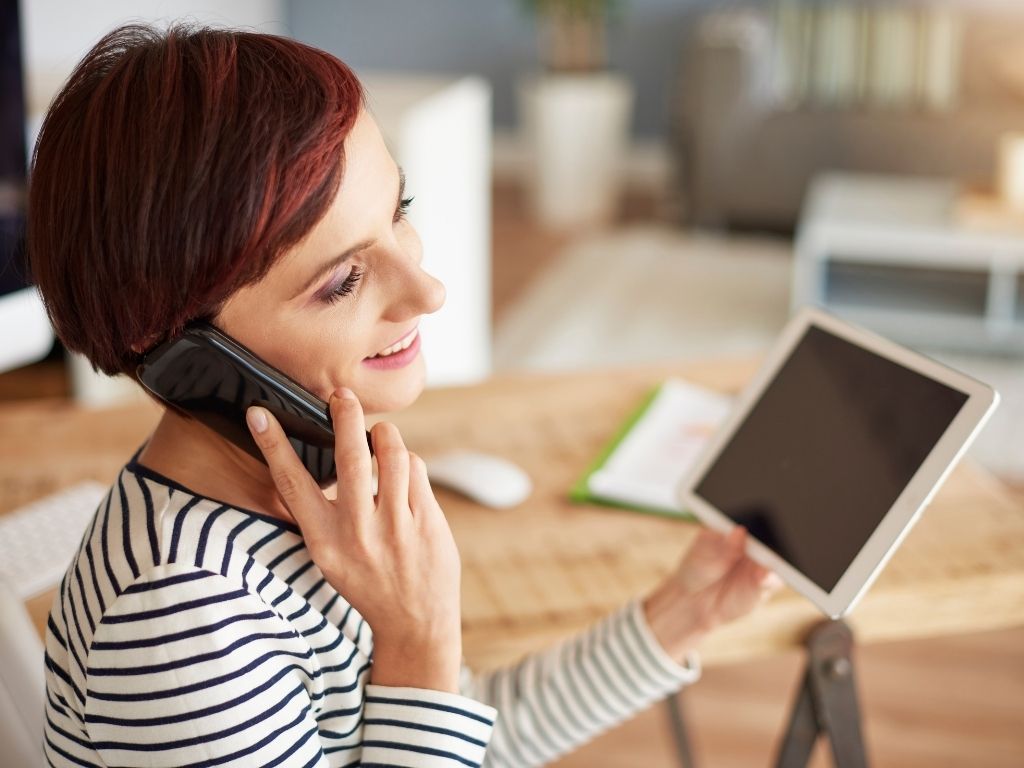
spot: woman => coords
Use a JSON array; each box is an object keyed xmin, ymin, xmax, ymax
[{"xmin": 31, "ymin": 24, "xmax": 780, "ymax": 768}]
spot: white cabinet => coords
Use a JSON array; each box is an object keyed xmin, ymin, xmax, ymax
[
  {"xmin": 362, "ymin": 73, "xmax": 493, "ymax": 387},
  {"xmin": 793, "ymin": 173, "xmax": 1024, "ymax": 354}
]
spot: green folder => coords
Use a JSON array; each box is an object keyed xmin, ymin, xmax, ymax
[{"xmin": 568, "ymin": 381, "xmax": 696, "ymax": 521}]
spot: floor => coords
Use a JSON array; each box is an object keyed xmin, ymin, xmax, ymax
[
  {"xmin": 549, "ymin": 626, "xmax": 1024, "ymax": 767},
  {"xmin": 491, "ymin": 224, "xmax": 794, "ymax": 371},
  {"xmin": 2, "ymin": 179, "xmax": 1022, "ymax": 767}
]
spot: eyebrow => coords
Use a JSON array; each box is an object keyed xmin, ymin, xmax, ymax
[{"xmin": 292, "ymin": 166, "xmax": 406, "ymax": 300}]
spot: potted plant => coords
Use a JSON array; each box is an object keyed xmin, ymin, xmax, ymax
[
  {"xmin": 527, "ymin": 0, "xmax": 617, "ymax": 72},
  {"xmin": 518, "ymin": 0, "xmax": 634, "ymax": 229}
]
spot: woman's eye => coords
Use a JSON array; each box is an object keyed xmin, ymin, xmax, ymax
[
  {"xmin": 394, "ymin": 195, "xmax": 414, "ymax": 224},
  {"xmin": 324, "ymin": 266, "xmax": 363, "ymax": 303}
]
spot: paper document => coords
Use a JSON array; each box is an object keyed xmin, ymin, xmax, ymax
[{"xmin": 571, "ymin": 378, "xmax": 734, "ymax": 517}]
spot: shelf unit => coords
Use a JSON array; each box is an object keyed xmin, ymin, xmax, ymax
[{"xmin": 793, "ymin": 174, "xmax": 1024, "ymax": 355}]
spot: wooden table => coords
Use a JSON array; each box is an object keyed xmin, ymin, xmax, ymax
[{"xmin": 3, "ymin": 357, "xmax": 1024, "ymax": 674}]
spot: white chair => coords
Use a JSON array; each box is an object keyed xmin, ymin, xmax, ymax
[{"xmin": 0, "ymin": 578, "xmax": 46, "ymax": 766}]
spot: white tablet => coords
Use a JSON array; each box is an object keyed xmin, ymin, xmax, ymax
[{"xmin": 677, "ymin": 305, "xmax": 1000, "ymax": 619}]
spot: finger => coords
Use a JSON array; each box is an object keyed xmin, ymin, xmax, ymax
[
  {"xmin": 705, "ymin": 525, "xmax": 744, "ymax": 555},
  {"xmin": 247, "ymin": 406, "xmax": 324, "ymax": 524},
  {"xmin": 407, "ymin": 452, "xmax": 436, "ymax": 516},
  {"xmin": 370, "ymin": 422, "xmax": 410, "ymax": 517},
  {"xmin": 724, "ymin": 527, "xmax": 748, "ymax": 564},
  {"xmin": 679, "ymin": 527, "xmax": 747, "ymax": 591},
  {"xmin": 330, "ymin": 388, "xmax": 373, "ymax": 515},
  {"xmin": 728, "ymin": 533, "xmax": 780, "ymax": 593},
  {"xmin": 725, "ymin": 556, "xmax": 777, "ymax": 601},
  {"xmin": 758, "ymin": 568, "xmax": 784, "ymax": 593}
]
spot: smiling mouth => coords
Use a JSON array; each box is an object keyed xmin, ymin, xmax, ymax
[{"xmin": 366, "ymin": 327, "xmax": 419, "ymax": 359}]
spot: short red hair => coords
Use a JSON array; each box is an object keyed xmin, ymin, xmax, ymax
[{"xmin": 28, "ymin": 24, "xmax": 365, "ymax": 376}]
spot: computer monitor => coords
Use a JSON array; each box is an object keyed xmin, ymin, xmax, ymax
[{"xmin": 0, "ymin": 0, "xmax": 53, "ymax": 374}]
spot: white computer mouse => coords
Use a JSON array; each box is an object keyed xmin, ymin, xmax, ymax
[{"xmin": 424, "ymin": 450, "xmax": 532, "ymax": 509}]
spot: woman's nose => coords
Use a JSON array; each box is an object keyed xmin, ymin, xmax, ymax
[
  {"xmin": 414, "ymin": 268, "xmax": 446, "ymax": 316},
  {"xmin": 382, "ymin": 240, "xmax": 446, "ymax": 320}
]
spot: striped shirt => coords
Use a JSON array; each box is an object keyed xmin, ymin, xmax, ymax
[{"xmin": 43, "ymin": 453, "xmax": 701, "ymax": 767}]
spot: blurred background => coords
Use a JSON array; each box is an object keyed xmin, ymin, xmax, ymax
[{"xmin": 1, "ymin": 1, "xmax": 1022, "ymax": 765}]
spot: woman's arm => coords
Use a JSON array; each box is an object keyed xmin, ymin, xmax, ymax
[
  {"xmin": 460, "ymin": 526, "xmax": 779, "ymax": 768},
  {"xmin": 459, "ymin": 599, "xmax": 698, "ymax": 768}
]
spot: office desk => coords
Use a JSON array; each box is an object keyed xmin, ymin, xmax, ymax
[{"xmin": 3, "ymin": 358, "xmax": 1024, "ymax": 674}]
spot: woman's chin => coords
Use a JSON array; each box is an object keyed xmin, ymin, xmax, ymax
[{"xmin": 356, "ymin": 355, "xmax": 427, "ymax": 414}]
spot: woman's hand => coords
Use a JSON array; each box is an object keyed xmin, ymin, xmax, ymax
[
  {"xmin": 246, "ymin": 388, "xmax": 463, "ymax": 693},
  {"xmin": 642, "ymin": 526, "xmax": 782, "ymax": 664}
]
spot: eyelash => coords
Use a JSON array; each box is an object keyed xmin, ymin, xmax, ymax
[
  {"xmin": 394, "ymin": 195, "xmax": 415, "ymax": 223},
  {"xmin": 325, "ymin": 267, "xmax": 363, "ymax": 303},
  {"xmin": 324, "ymin": 196, "xmax": 414, "ymax": 304}
]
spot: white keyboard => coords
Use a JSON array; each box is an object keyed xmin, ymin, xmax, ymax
[{"xmin": 0, "ymin": 481, "xmax": 108, "ymax": 599}]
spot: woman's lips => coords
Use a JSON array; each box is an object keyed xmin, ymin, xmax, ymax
[
  {"xmin": 371, "ymin": 326, "xmax": 418, "ymax": 357},
  {"xmin": 362, "ymin": 327, "xmax": 421, "ymax": 370}
]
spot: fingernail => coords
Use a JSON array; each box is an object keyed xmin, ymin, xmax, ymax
[
  {"xmin": 338, "ymin": 387, "xmax": 356, "ymax": 400},
  {"xmin": 762, "ymin": 572, "xmax": 783, "ymax": 590},
  {"xmin": 247, "ymin": 407, "xmax": 268, "ymax": 434}
]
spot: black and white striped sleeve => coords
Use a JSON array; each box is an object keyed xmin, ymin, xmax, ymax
[
  {"xmin": 83, "ymin": 564, "xmax": 329, "ymax": 767},
  {"xmin": 460, "ymin": 599, "xmax": 701, "ymax": 768},
  {"xmin": 359, "ymin": 684, "xmax": 497, "ymax": 767}
]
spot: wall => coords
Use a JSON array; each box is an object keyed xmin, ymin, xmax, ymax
[
  {"xmin": 286, "ymin": 0, "xmax": 707, "ymax": 140},
  {"xmin": 21, "ymin": 0, "xmax": 286, "ymax": 116},
  {"xmin": 286, "ymin": 0, "xmax": 1024, "ymax": 142},
  {"xmin": 23, "ymin": 1, "xmax": 1024, "ymax": 141}
]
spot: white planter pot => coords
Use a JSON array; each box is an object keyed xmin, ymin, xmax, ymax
[{"xmin": 519, "ymin": 73, "xmax": 634, "ymax": 229}]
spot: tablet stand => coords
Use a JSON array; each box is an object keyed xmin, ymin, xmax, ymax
[
  {"xmin": 665, "ymin": 691, "xmax": 696, "ymax": 768},
  {"xmin": 665, "ymin": 619, "xmax": 869, "ymax": 768},
  {"xmin": 774, "ymin": 620, "xmax": 868, "ymax": 768}
]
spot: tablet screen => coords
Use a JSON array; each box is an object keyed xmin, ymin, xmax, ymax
[{"xmin": 693, "ymin": 325, "xmax": 969, "ymax": 592}]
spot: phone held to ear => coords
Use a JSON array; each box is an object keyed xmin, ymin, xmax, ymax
[{"xmin": 137, "ymin": 322, "xmax": 370, "ymax": 487}]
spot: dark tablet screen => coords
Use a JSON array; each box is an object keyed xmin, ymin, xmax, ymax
[{"xmin": 693, "ymin": 325, "xmax": 968, "ymax": 593}]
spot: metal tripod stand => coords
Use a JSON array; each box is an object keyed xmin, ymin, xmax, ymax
[{"xmin": 666, "ymin": 619, "xmax": 869, "ymax": 768}]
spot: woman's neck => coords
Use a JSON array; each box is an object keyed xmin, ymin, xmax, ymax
[{"xmin": 137, "ymin": 409, "xmax": 298, "ymax": 525}]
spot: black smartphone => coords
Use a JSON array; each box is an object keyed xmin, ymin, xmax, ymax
[{"xmin": 137, "ymin": 322, "xmax": 366, "ymax": 487}]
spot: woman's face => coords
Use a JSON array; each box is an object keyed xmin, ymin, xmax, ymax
[{"xmin": 217, "ymin": 108, "xmax": 446, "ymax": 415}]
